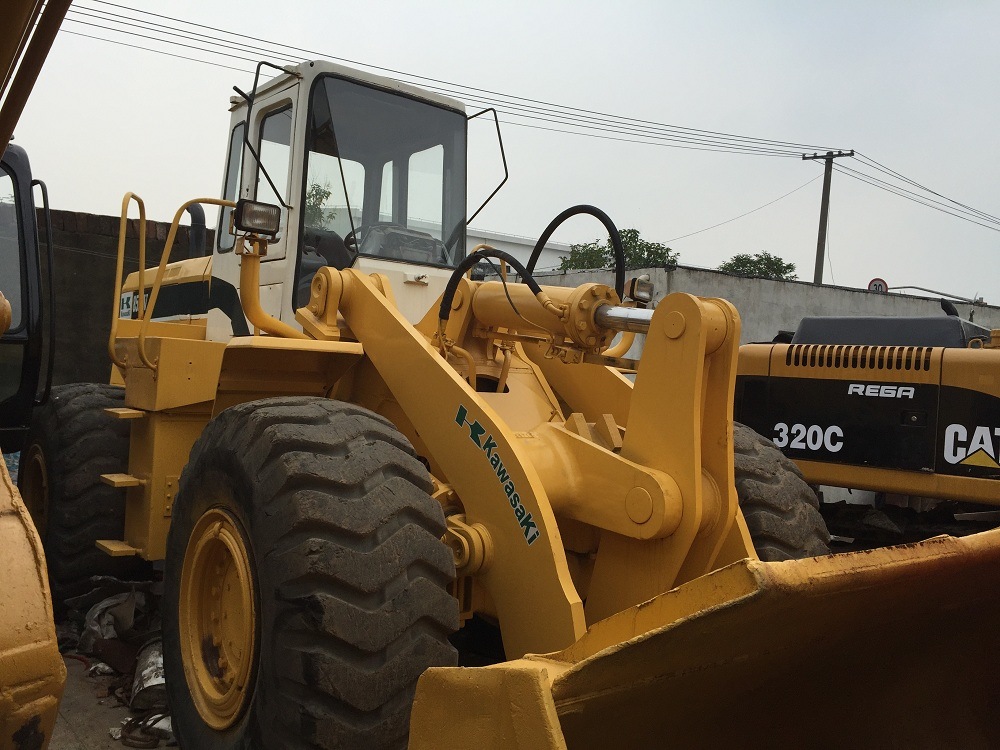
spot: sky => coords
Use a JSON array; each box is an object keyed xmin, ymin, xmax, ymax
[{"xmin": 13, "ymin": 0, "xmax": 1000, "ymax": 302}]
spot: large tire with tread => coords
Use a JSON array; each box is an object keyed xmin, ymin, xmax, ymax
[
  {"xmin": 18, "ymin": 383, "xmax": 148, "ymax": 600},
  {"xmin": 163, "ymin": 396, "xmax": 459, "ymax": 750},
  {"xmin": 734, "ymin": 422, "xmax": 831, "ymax": 561}
]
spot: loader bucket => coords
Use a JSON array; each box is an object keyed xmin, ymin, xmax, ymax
[
  {"xmin": 0, "ymin": 458, "xmax": 64, "ymax": 750},
  {"xmin": 411, "ymin": 528, "xmax": 1000, "ymax": 749}
]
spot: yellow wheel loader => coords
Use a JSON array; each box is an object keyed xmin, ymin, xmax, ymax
[{"xmin": 18, "ymin": 59, "xmax": 1000, "ymax": 748}]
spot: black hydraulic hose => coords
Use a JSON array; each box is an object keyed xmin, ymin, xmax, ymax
[
  {"xmin": 440, "ymin": 248, "xmax": 542, "ymax": 323},
  {"xmin": 525, "ymin": 205, "xmax": 625, "ymax": 299}
]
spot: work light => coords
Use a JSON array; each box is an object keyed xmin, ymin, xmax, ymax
[{"xmin": 234, "ymin": 199, "xmax": 281, "ymax": 237}]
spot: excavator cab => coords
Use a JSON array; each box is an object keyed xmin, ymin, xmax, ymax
[{"xmin": 0, "ymin": 142, "xmax": 50, "ymax": 452}]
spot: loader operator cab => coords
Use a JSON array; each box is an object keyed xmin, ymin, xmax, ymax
[{"xmin": 211, "ymin": 61, "xmax": 468, "ymax": 336}]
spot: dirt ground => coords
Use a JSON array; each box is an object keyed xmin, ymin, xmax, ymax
[{"xmin": 49, "ymin": 657, "xmax": 135, "ymax": 750}]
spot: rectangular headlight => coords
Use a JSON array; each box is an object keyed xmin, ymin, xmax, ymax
[{"xmin": 234, "ymin": 199, "xmax": 281, "ymax": 236}]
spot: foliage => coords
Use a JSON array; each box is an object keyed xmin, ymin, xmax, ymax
[
  {"xmin": 558, "ymin": 228, "xmax": 679, "ymax": 272},
  {"xmin": 304, "ymin": 182, "xmax": 337, "ymax": 228},
  {"xmin": 717, "ymin": 251, "xmax": 797, "ymax": 280}
]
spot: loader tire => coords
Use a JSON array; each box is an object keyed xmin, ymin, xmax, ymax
[
  {"xmin": 734, "ymin": 422, "xmax": 831, "ymax": 561},
  {"xmin": 18, "ymin": 383, "xmax": 148, "ymax": 602},
  {"xmin": 163, "ymin": 397, "xmax": 459, "ymax": 750}
]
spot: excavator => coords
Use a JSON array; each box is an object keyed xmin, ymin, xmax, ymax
[{"xmin": 0, "ymin": 2, "xmax": 70, "ymax": 749}]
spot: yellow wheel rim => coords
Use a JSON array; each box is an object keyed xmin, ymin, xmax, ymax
[
  {"xmin": 179, "ymin": 507, "xmax": 257, "ymax": 730},
  {"xmin": 20, "ymin": 445, "xmax": 48, "ymax": 538}
]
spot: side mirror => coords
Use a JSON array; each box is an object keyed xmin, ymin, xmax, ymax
[{"xmin": 626, "ymin": 275, "xmax": 654, "ymax": 306}]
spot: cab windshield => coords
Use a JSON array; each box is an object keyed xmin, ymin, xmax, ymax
[{"xmin": 302, "ymin": 75, "xmax": 467, "ymax": 270}]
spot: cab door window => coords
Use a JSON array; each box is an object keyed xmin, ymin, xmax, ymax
[
  {"xmin": 217, "ymin": 121, "xmax": 245, "ymax": 252},
  {"xmin": 256, "ymin": 106, "xmax": 293, "ymax": 235}
]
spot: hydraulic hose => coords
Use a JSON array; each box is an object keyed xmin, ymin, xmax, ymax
[
  {"xmin": 439, "ymin": 247, "xmax": 543, "ymax": 323},
  {"xmin": 524, "ymin": 205, "xmax": 626, "ymax": 300}
]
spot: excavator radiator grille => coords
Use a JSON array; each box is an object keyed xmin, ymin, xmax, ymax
[{"xmin": 785, "ymin": 344, "xmax": 934, "ymax": 371}]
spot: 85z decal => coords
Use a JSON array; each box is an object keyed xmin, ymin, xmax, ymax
[{"xmin": 773, "ymin": 423, "xmax": 844, "ymax": 453}]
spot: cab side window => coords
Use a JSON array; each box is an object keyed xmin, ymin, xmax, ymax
[
  {"xmin": 217, "ymin": 122, "xmax": 245, "ymax": 253},
  {"xmin": 256, "ymin": 106, "xmax": 293, "ymax": 234},
  {"xmin": 0, "ymin": 168, "xmax": 23, "ymax": 328}
]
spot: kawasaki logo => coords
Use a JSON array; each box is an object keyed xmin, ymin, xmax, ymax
[
  {"xmin": 455, "ymin": 405, "xmax": 540, "ymax": 545},
  {"xmin": 944, "ymin": 424, "xmax": 1000, "ymax": 469}
]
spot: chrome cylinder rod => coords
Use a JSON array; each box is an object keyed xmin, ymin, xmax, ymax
[{"xmin": 594, "ymin": 304, "xmax": 654, "ymax": 334}]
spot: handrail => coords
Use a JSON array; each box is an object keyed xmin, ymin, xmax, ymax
[
  {"xmin": 109, "ymin": 193, "xmax": 146, "ymax": 369},
  {"xmin": 32, "ymin": 178, "xmax": 55, "ymax": 406},
  {"xmin": 136, "ymin": 197, "xmax": 235, "ymax": 371}
]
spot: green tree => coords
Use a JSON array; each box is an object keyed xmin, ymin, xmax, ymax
[
  {"xmin": 558, "ymin": 228, "xmax": 678, "ymax": 272},
  {"xmin": 304, "ymin": 182, "xmax": 336, "ymax": 228},
  {"xmin": 717, "ymin": 251, "xmax": 797, "ymax": 280}
]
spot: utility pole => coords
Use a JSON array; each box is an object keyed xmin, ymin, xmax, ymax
[{"xmin": 802, "ymin": 149, "xmax": 853, "ymax": 285}]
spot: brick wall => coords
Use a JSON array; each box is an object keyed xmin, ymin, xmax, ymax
[{"xmin": 38, "ymin": 208, "xmax": 214, "ymax": 385}]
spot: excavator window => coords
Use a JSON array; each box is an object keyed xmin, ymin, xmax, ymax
[{"xmin": 0, "ymin": 166, "xmax": 23, "ymax": 330}]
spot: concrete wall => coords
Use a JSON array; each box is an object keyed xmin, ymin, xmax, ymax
[
  {"xmin": 39, "ymin": 209, "xmax": 212, "ymax": 386},
  {"xmin": 41, "ymin": 207, "xmax": 997, "ymax": 387},
  {"xmin": 532, "ymin": 265, "xmax": 1000, "ymax": 345}
]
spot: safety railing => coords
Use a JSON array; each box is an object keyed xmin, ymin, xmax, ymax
[{"xmin": 109, "ymin": 195, "xmax": 235, "ymax": 371}]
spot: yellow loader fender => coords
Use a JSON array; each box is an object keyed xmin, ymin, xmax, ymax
[
  {"xmin": 411, "ymin": 528, "xmax": 1000, "ymax": 749},
  {"xmin": 0, "ymin": 455, "xmax": 65, "ymax": 750}
]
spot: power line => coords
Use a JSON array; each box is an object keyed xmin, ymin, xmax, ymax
[
  {"xmin": 58, "ymin": 24, "xmax": 814, "ymax": 158},
  {"xmin": 492, "ymin": 118, "xmax": 803, "ymax": 157},
  {"xmin": 854, "ymin": 152, "xmax": 999, "ymax": 224},
  {"xmin": 837, "ymin": 162, "xmax": 1000, "ymax": 226},
  {"xmin": 57, "ymin": 25, "xmax": 812, "ymax": 158},
  {"xmin": 61, "ymin": 1, "xmax": 1000, "ymax": 237},
  {"xmin": 664, "ymin": 175, "xmax": 822, "ymax": 243},
  {"xmin": 65, "ymin": 2, "xmax": 839, "ymax": 157},
  {"xmin": 62, "ymin": 29, "xmax": 249, "ymax": 73},
  {"xmin": 529, "ymin": 174, "xmax": 824, "ymax": 270},
  {"xmin": 831, "ymin": 165, "xmax": 1000, "ymax": 233},
  {"xmin": 80, "ymin": 0, "xmax": 836, "ymax": 152},
  {"xmin": 70, "ymin": 6, "xmax": 801, "ymax": 154},
  {"xmin": 60, "ymin": 14, "xmax": 807, "ymax": 155}
]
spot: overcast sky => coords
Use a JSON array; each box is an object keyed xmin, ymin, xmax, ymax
[{"xmin": 15, "ymin": 0, "xmax": 1000, "ymax": 301}]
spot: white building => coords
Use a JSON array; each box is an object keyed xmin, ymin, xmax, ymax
[{"xmin": 465, "ymin": 226, "xmax": 570, "ymax": 271}]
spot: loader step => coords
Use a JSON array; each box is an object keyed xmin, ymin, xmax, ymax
[
  {"xmin": 104, "ymin": 407, "xmax": 146, "ymax": 420},
  {"xmin": 100, "ymin": 473, "xmax": 144, "ymax": 488},
  {"xmin": 96, "ymin": 539, "xmax": 142, "ymax": 557}
]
